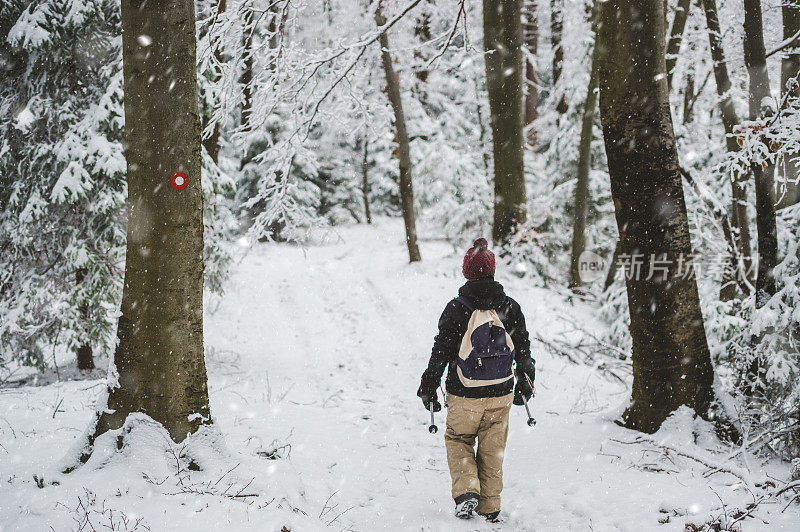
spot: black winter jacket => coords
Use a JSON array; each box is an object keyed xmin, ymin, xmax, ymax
[{"xmin": 419, "ymin": 278, "xmax": 534, "ymax": 399}]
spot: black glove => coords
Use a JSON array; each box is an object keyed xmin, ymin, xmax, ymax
[
  {"xmin": 417, "ymin": 383, "xmax": 442, "ymax": 412},
  {"xmin": 513, "ymin": 358, "xmax": 535, "ymax": 406}
]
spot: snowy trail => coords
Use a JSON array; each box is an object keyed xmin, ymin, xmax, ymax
[
  {"xmin": 203, "ymin": 220, "xmax": 798, "ymax": 531},
  {"xmin": 2, "ymin": 219, "xmax": 799, "ymax": 531}
]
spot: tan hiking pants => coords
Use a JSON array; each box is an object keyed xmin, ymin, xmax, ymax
[{"xmin": 444, "ymin": 392, "xmax": 512, "ymax": 515}]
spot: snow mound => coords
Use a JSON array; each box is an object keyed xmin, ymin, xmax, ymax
[
  {"xmin": 652, "ymin": 405, "xmax": 720, "ymax": 449},
  {"xmin": 27, "ymin": 413, "xmax": 325, "ymax": 531}
]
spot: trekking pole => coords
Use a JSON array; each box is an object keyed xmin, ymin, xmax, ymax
[
  {"xmin": 428, "ymin": 387, "xmax": 439, "ymax": 434},
  {"xmin": 522, "ymin": 395, "xmax": 536, "ymax": 426},
  {"xmin": 522, "ymin": 374, "xmax": 536, "ymax": 426}
]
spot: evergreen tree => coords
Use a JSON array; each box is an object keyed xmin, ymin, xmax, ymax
[{"xmin": 0, "ymin": 0, "xmax": 126, "ymax": 371}]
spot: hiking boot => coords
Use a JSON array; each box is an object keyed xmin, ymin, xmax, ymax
[
  {"xmin": 479, "ymin": 510, "xmax": 501, "ymax": 523},
  {"xmin": 454, "ymin": 493, "xmax": 479, "ymax": 519}
]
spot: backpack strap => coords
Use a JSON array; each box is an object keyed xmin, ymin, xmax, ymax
[{"xmin": 454, "ymin": 296, "xmax": 475, "ymax": 313}]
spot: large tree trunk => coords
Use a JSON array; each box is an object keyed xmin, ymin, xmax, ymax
[
  {"xmin": 665, "ymin": 0, "xmax": 692, "ymax": 89},
  {"xmin": 701, "ymin": 0, "xmax": 753, "ymax": 297},
  {"xmin": 780, "ymin": 0, "xmax": 800, "ymax": 208},
  {"xmin": 95, "ymin": 0, "xmax": 211, "ymax": 442},
  {"xmin": 598, "ymin": 0, "xmax": 715, "ymax": 433},
  {"xmin": 743, "ymin": 0, "xmax": 779, "ymax": 302},
  {"xmin": 551, "ymin": 0, "xmax": 567, "ymax": 115},
  {"xmin": 375, "ymin": 3, "xmax": 421, "ymax": 263},
  {"xmin": 523, "ymin": 0, "xmax": 539, "ymax": 146},
  {"xmin": 484, "ymin": 0, "xmax": 528, "ymax": 243},
  {"xmin": 569, "ymin": 3, "xmax": 599, "ymax": 289}
]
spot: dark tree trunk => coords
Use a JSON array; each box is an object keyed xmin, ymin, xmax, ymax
[
  {"xmin": 95, "ymin": 0, "xmax": 211, "ymax": 442},
  {"xmin": 484, "ymin": 0, "xmax": 528, "ymax": 243},
  {"xmin": 551, "ymin": 0, "xmax": 567, "ymax": 114},
  {"xmin": 474, "ymin": 73, "xmax": 492, "ymax": 180},
  {"xmin": 267, "ymin": 1, "xmax": 284, "ymax": 70},
  {"xmin": 375, "ymin": 3, "xmax": 421, "ymax": 263},
  {"xmin": 523, "ymin": 0, "xmax": 539, "ymax": 146},
  {"xmin": 603, "ymin": 239, "xmax": 623, "ymax": 291},
  {"xmin": 598, "ymin": 0, "xmax": 715, "ymax": 433},
  {"xmin": 701, "ymin": 0, "xmax": 753, "ymax": 294},
  {"xmin": 569, "ymin": 3, "xmax": 599, "ymax": 289},
  {"xmin": 240, "ymin": 5, "xmax": 254, "ymax": 130},
  {"xmin": 414, "ymin": 1, "xmax": 433, "ymax": 83},
  {"xmin": 361, "ymin": 137, "xmax": 372, "ymax": 224},
  {"xmin": 780, "ymin": 0, "xmax": 800, "ymax": 208},
  {"xmin": 202, "ymin": 117, "xmax": 222, "ymax": 164},
  {"xmin": 75, "ymin": 268, "xmax": 94, "ymax": 371},
  {"xmin": 665, "ymin": 0, "xmax": 692, "ymax": 89},
  {"xmin": 682, "ymin": 72, "xmax": 694, "ymax": 123},
  {"xmin": 743, "ymin": 0, "xmax": 779, "ymax": 302}
]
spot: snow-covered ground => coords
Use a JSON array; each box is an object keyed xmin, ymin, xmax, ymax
[{"xmin": 1, "ymin": 219, "xmax": 799, "ymax": 531}]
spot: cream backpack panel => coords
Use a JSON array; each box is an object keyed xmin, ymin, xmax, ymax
[{"xmin": 454, "ymin": 297, "xmax": 515, "ymax": 388}]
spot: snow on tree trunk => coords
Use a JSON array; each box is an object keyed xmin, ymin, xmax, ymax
[
  {"xmin": 484, "ymin": 0, "xmax": 528, "ymax": 243},
  {"xmin": 240, "ymin": 4, "xmax": 254, "ymax": 131},
  {"xmin": 743, "ymin": 0, "xmax": 779, "ymax": 303},
  {"xmin": 569, "ymin": 2, "xmax": 599, "ymax": 290},
  {"xmin": 665, "ymin": 0, "xmax": 691, "ymax": 90},
  {"xmin": 523, "ymin": 0, "xmax": 539, "ymax": 147},
  {"xmin": 597, "ymin": 0, "xmax": 715, "ymax": 433},
  {"xmin": 780, "ymin": 0, "xmax": 800, "ymax": 208},
  {"xmin": 202, "ymin": 0, "xmax": 225, "ymax": 164},
  {"xmin": 551, "ymin": 0, "xmax": 567, "ymax": 115},
  {"xmin": 375, "ymin": 2, "xmax": 422, "ymax": 263},
  {"xmin": 95, "ymin": 0, "xmax": 211, "ymax": 442},
  {"xmin": 701, "ymin": 0, "xmax": 754, "ymax": 298}
]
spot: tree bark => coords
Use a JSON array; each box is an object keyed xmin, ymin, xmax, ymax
[
  {"xmin": 743, "ymin": 0, "xmax": 779, "ymax": 302},
  {"xmin": 780, "ymin": 0, "xmax": 800, "ymax": 208},
  {"xmin": 701, "ymin": 0, "xmax": 753, "ymax": 294},
  {"xmin": 375, "ymin": 3, "xmax": 421, "ymax": 262},
  {"xmin": 484, "ymin": 0, "xmax": 528, "ymax": 243},
  {"xmin": 569, "ymin": 3, "xmax": 599, "ymax": 289},
  {"xmin": 523, "ymin": 0, "xmax": 539, "ymax": 146},
  {"xmin": 598, "ymin": 0, "xmax": 715, "ymax": 433},
  {"xmin": 95, "ymin": 0, "xmax": 211, "ymax": 442},
  {"xmin": 551, "ymin": 0, "xmax": 567, "ymax": 114},
  {"xmin": 361, "ymin": 137, "xmax": 372, "ymax": 224},
  {"xmin": 665, "ymin": 0, "xmax": 692, "ymax": 90}
]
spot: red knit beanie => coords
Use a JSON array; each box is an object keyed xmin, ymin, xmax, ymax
[{"xmin": 462, "ymin": 238, "xmax": 495, "ymax": 279}]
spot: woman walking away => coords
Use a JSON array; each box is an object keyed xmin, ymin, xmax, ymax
[{"xmin": 417, "ymin": 238, "xmax": 536, "ymax": 522}]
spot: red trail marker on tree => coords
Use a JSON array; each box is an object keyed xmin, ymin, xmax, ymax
[{"xmin": 170, "ymin": 172, "xmax": 188, "ymax": 190}]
